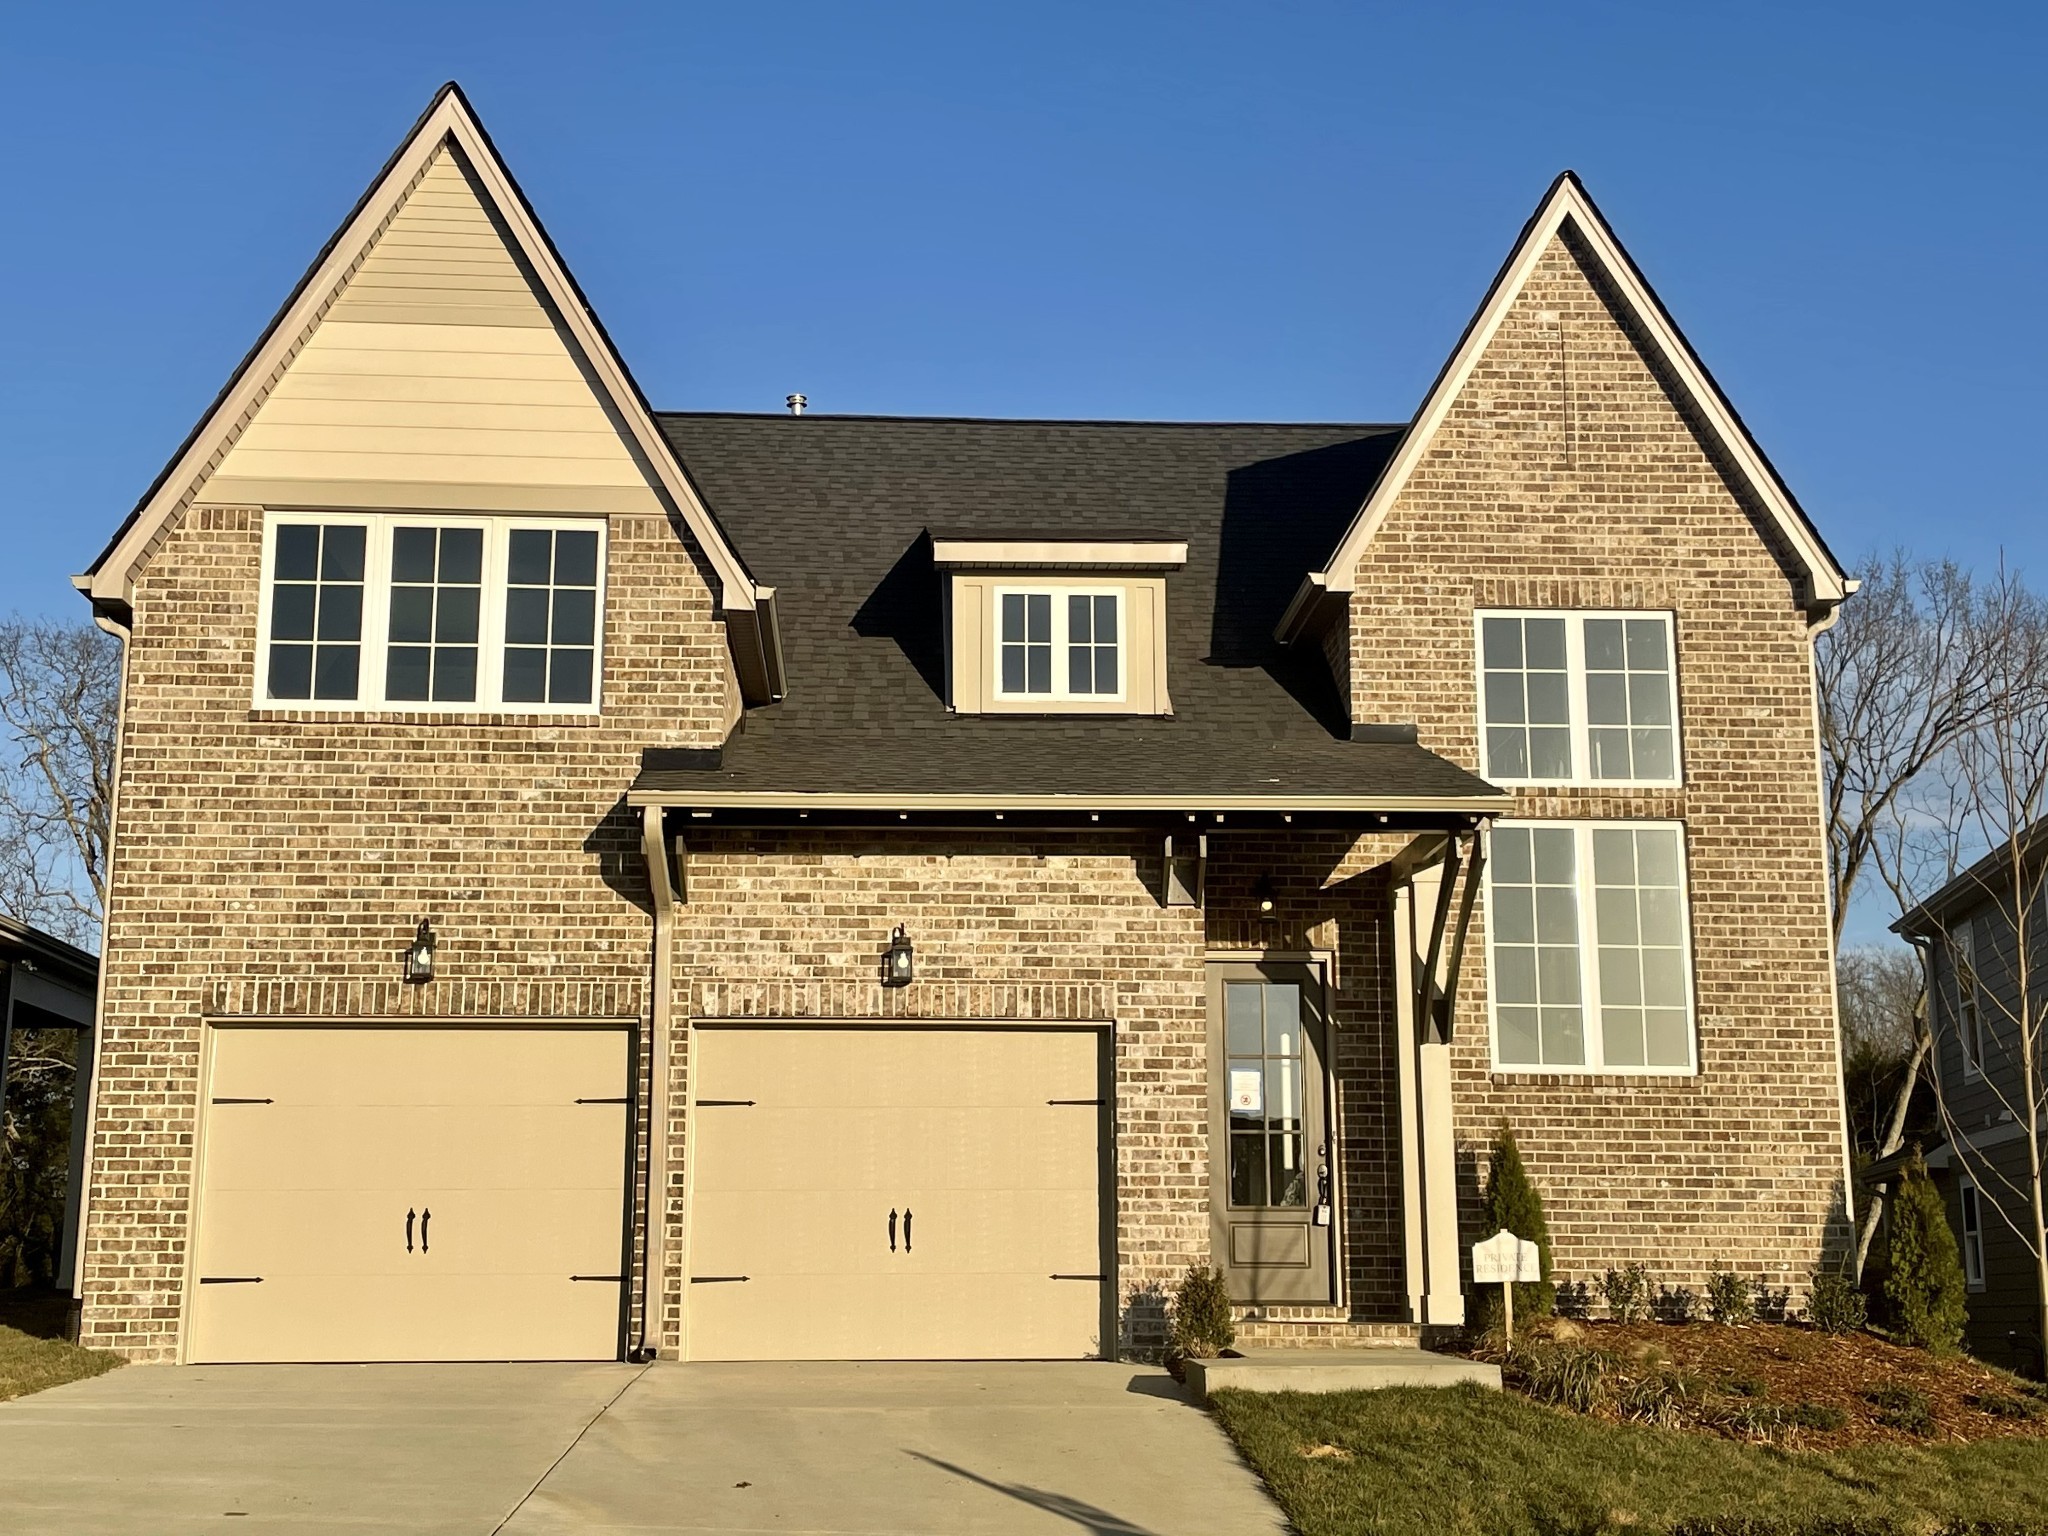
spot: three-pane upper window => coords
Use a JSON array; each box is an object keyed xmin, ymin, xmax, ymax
[
  {"xmin": 1476, "ymin": 611, "xmax": 1681, "ymax": 785},
  {"xmin": 995, "ymin": 587, "xmax": 1123, "ymax": 701},
  {"xmin": 259, "ymin": 515, "xmax": 604, "ymax": 712},
  {"xmin": 1485, "ymin": 820, "xmax": 1698, "ymax": 1074}
]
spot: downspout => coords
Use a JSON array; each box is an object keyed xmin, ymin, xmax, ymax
[
  {"xmin": 1806, "ymin": 597, "xmax": 1859, "ymax": 1254},
  {"xmin": 631, "ymin": 804, "xmax": 676, "ymax": 1362},
  {"xmin": 68, "ymin": 604, "xmax": 130, "ymax": 1338}
]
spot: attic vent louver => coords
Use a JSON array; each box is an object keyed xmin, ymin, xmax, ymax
[{"xmin": 785, "ymin": 393, "xmax": 807, "ymax": 415}]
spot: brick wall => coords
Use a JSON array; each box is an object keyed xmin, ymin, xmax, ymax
[
  {"xmin": 1345, "ymin": 225, "xmax": 1849, "ymax": 1305},
  {"xmin": 79, "ymin": 503, "xmax": 731, "ymax": 1359}
]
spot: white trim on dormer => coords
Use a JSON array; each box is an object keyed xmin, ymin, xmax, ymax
[
  {"xmin": 76, "ymin": 83, "xmax": 782, "ymax": 701},
  {"xmin": 1277, "ymin": 173, "xmax": 1850, "ymax": 645},
  {"xmin": 931, "ymin": 537, "xmax": 1188, "ymax": 570}
]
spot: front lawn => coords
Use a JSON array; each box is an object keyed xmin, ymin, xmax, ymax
[
  {"xmin": 0, "ymin": 1289, "xmax": 121, "ymax": 1403},
  {"xmin": 1211, "ymin": 1383, "xmax": 2048, "ymax": 1536}
]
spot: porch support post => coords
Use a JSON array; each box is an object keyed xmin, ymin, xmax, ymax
[
  {"xmin": 634, "ymin": 806, "xmax": 678, "ymax": 1361},
  {"xmin": 1396, "ymin": 840, "xmax": 1467, "ymax": 1327}
]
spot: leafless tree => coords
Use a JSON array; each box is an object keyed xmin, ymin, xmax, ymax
[
  {"xmin": 1915, "ymin": 581, "xmax": 2048, "ymax": 1371},
  {"xmin": 1837, "ymin": 944, "xmax": 1931, "ymax": 1161},
  {"xmin": 0, "ymin": 617, "xmax": 119, "ymax": 947},
  {"xmin": 1818, "ymin": 554, "xmax": 2048, "ymax": 1279}
]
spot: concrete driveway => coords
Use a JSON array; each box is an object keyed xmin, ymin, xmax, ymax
[{"xmin": 0, "ymin": 1360, "xmax": 1288, "ymax": 1534}]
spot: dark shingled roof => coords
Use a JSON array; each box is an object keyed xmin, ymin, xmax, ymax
[{"xmin": 642, "ymin": 413, "xmax": 1503, "ymax": 805}]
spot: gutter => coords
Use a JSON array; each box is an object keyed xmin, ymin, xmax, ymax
[{"xmin": 623, "ymin": 788, "xmax": 1512, "ymax": 815}]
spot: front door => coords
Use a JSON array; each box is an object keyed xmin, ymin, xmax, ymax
[{"xmin": 1208, "ymin": 963, "xmax": 1334, "ymax": 1303}]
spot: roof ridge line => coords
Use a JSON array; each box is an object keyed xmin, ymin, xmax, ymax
[{"xmin": 656, "ymin": 411, "xmax": 1412, "ymax": 430}]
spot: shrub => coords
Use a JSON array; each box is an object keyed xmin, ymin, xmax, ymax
[
  {"xmin": 1616, "ymin": 1367, "xmax": 1707, "ymax": 1427},
  {"xmin": 1602, "ymin": 1261, "xmax": 1652, "ymax": 1324},
  {"xmin": 1722, "ymin": 1372, "xmax": 1768, "ymax": 1399},
  {"xmin": 1508, "ymin": 1342, "xmax": 1612, "ymax": 1413},
  {"xmin": 1167, "ymin": 1266, "xmax": 1234, "ymax": 1364},
  {"xmin": 1969, "ymin": 1390, "xmax": 2041, "ymax": 1421},
  {"xmin": 1807, "ymin": 1269, "xmax": 1869, "ymax": 1334},
  {"xmin": 1884, "ymin": 1153, "xmax": 1968, "ymax": 1353},
  {"xmin": 1478, "ymin": 1125, "xmax": 1555, "ymax": 1326},
  {"xmin": 1866, "ymin": 1383, "xmax": 1936, "ymax": 1436},
  {"xmin": 1787, "ymin": 1401, "xmax": 1848, "ymax": 1431},
  {"xmin": 1707, "ymin": 1270, "xmax": 1757, "ymax": 1326}
]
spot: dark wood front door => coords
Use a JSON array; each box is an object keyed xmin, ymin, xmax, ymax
[{"xmin": 1208, "ymin": 962, "xmax": 1334, "ymax": 1304}]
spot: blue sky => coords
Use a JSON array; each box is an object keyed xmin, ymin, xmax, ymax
[{"xmin": 3, "ymin": 2, "xmax": 2041, "ymax": 625}]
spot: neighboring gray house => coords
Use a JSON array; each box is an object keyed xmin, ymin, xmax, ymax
[{"xmin": 1895, "ymin": 830, "xmax": 2048, "ymax": 1376}]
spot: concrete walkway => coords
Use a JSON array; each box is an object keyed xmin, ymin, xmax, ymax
[{"xmin": 0, "ymin": 1360, "xmax": 1287, "ymax": 1535}]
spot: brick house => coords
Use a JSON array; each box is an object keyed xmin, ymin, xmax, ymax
[{"xmin": 68, "ymin": 84, "xmax": 1854, "ymax": 1364}]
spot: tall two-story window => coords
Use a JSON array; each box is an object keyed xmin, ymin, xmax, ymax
[
  {"xmin": 1485, "ymin": 821, "xmax": 1699, "ymax": 1072},
  {"xmin": 995, "ymin": 587, "xmax": 1122, "ymax": 702},
  {"xmin": 257, "ymin": 514, "xmax": 605, "ymax": 712},
  {"xmin": 1476, "ymin": 612, "xmax": 1681, "ymax": 785}
]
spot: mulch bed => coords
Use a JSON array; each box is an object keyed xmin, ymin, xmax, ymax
[{"xmin": 1463, "ymin": 1317, "xmax": 2048, "ymax": 1449}]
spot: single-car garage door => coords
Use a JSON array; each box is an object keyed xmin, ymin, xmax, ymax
[
  {"xmin": 190, "ymin": 1025, "xmax": 630, "ymax": 1363},
  {"xmin": 687, "ymin": 1024, "xmax": 1109, "ymax": 1361}
]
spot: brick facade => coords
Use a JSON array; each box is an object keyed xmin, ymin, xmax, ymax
[{"xmin": 1344, "ymin": 226, "xmax": 1850, "ymax": 1305}]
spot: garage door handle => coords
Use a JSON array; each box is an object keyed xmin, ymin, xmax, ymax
[
  {"xmin": 406, "ymin": 1208, "xmax": 415, "ymax": 1253},
  {"xmin": 420, "ymin": 1208, "xmax": 430, "ymax": 1253},
  {"xmin": 903, "ymin": 1208, "xmax": 912, "ymax": 1252},
  {"xmin": 888, "ymin": 1209, "xmax": 897, "ymax": 1252}
]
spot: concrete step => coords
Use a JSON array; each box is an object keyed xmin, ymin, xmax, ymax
[
  {"xmin": 1183, "ymin": 1347, "xmax": 1501, "ymax": 1400},
  {"xmin": 1232, "ymin": 1319, "xmax": 1424, "ymax": 1349}
]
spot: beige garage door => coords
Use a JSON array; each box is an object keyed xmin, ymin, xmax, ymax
[
  {"xmin": 687, "ymin": 1025, "xmax": 1107, "ymax": 1361},
  {"xmin": 190, "ymin": 1025, "xmax": 630, "ymax": 1363}
]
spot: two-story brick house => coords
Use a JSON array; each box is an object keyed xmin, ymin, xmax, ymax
[{"xmin": 68, "ymin": 84, "xmax": 1853, "ymax": 1364}]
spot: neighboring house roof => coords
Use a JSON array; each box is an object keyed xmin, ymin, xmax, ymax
[
  {"xmin": 1277, "ymin": 172, "xmax": 1852, "ymax": 644},
  {"xmin": 75, "ymin": 83, "xmax": 784, "ymax": 701},
  {"xmin": 1893, "ymin": 821, "xmax": 2048, "ymax": 938},
  {"xmin": 631, "ymin": 413, "xmax": 1506, "ymax": 813},
  {"xmin": 0, "ymin": 914, "xmax": 99, "ymax": 992}
]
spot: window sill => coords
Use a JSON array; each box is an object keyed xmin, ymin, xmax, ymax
[
  {"xmin": 249, "ymin": 707, "xmax": 604, "ymax": 728},
  {"xmin": 1488, "ymin": 1068, "xmax": 1703, "ymax": 1085}
]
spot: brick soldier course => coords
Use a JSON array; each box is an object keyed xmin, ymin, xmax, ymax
[{"xmin": 71, "ymin": 84, "xmax": 1854, "ymax": 1364}]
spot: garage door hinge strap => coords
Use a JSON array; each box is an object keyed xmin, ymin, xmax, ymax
[
  {"xmin": 575, "ymin": 1096, "xmax": 629, "ymax": 1104},
  {"xmin": 690, "ymin": 1275, "xmax": 750, "ymax": 1283},
  {"xmin": 1050, "ymin": 1274, "xmax": 1105, "ymax": 1281},
  {"xmin": 1047, "ymin": 1098, "xmax": 1104, "ymax": 1106},
  {"xmin": 210, "ymin": 1097, "xmax": 274, "ymax": 1105},
  {"xmin": 696, "ymin": 1099, "xmax": 756, "ymax": 1107},
  {"xmin": 199, "ymin": 1276, "xmax": 264, "ymax": 1284},
  {"xmin": 570, "ymin": 1275, "xmax": 625, "ymax": 1282}
]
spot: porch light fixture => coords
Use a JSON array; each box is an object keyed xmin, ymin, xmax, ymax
[
  {"xmin": 404, "ymin": 919, "xmax": 437, "ymax": 985},
  {"xmin": 1254, "ymin": 876, "xmax": 1278, "ymax": 917},
  {"xmin": 882, "ymin": 924, "xmax": 915, "ymax": 987}
]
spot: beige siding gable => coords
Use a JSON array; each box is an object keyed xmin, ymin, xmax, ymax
[{"xmin": 204, "ymin": 145, "xmax": 662, "ymax": 515}]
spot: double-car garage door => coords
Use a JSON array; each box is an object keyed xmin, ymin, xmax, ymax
[{"xmin": 189, "ymin": 1022, "xmax": 1108, "ymax": 1363}]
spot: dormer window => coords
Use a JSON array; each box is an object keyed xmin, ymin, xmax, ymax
[
  {"xmin": 997, "ymin": 587, "xmax": 1123, "ymax": 701},
  {"xmin": 932, "ymin": 532, "xmax": 1184, "ymax": 716}
]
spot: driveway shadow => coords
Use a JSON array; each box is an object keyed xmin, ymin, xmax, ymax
[{"xmin": 906, "ymin": 1450, "xmax": 1164, "ymax": 1536}]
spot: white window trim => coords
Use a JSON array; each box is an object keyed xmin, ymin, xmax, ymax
[
  {"xmin": 1955, "ymin": 921, "xmax": 1984, "ymax": 1082},
  {"xmin": 1959, "ymin": 1178, "xmax": 1987, "ymax": 1291},
  {"xmin": 252, "ymin": 512, "xmax": 606, "ymax": 716},
  {"xmin": 1471, "ymin": 609, "xmax": 1684, "ymax": 789},
  {"xmin": 1484, "ymin": 817, "xmax": 1701, "ymax": 1077},
  {"xmin": 991, "ymin": 584, "xmax": 1128, "ymax": 704}
]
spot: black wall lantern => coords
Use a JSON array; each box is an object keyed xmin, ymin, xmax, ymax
[
  {"xmin": 404, "ymin": 919, "xmax": 437, "ymax": 985},
  {"xmin": 882, "ymin": 924, "xmax": 915, "ymax": 987},
  {"xmin": 1253, "ymin": 875, "xmax": 1278, "ymax": 917}
]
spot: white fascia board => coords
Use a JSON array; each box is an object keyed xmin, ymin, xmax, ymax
[
  {"xmin": 930, "ymin": 538, "xmax": 1189, "ymax": 569},
  {"xmin": 625, "ymin": 788, "xmax": 1513, "ymax": 814},
  {"xmin": 81, "ymin": 85, "xmax": 761, "ymax": 617},
  {"xmin": 1312, "ymin": 175, "xmax": 1847, "ymax": 612}
]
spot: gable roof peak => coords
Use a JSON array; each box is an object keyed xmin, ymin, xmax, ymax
[
  {"xmin": 77, "ymin": 82, "xmax": 784, "ymax": 699},
  {"xmin": 1277, "ymin": 170, "xmax": 1848, "ymax": 643}
]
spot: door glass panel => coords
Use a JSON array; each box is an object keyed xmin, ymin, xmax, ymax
[{"xmin": 1225, "ymin": 979, "xmax": 1314, "ymax": 1210}]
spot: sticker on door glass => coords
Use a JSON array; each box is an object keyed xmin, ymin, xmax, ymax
[{"xmin": 1229, "ymin": 1068, "xmax": 1264, "ymax": 1115}]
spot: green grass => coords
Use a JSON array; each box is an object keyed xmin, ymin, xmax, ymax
[
  {"xmin": 0, "ymin": 1290, "xmax": 121, "ymax": 1403},
  {"xmin": 1210, "ymin": 1384, "xmax": 2048, "ymax": 1536}
]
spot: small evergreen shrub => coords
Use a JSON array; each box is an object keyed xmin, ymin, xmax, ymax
[
  {"xmin": 1884, "ymin": 1154, "xmax": 1968, "ymax": 1353},
  {"xmin": 1602, "ymin": 1261, "xmax": 1652, "ymax": 1323},
  {"xmin": 1866, "ymin": 1383, "xmax": 1936, "ymax": 1436},
  {"xmin": 1167, "ymin": 1265, "xmax": 1234, "ymax": 1364},
  {"xmin": 1807, "ymin": 1269, "xmax": 1869, "ymax": 1334},
  {"xmin": 1969, "ymin": 1390, "xmax": 2041, "ymax": 1420},
  {"xmin": 1787, "ymin": 1401, "xmax": 1848, "ymax": 1431},
  {"xmin": 1706, "ymin": 1270, "xmax": 1757, "ymax": 1325},
  {"xmin": 1479, "ymin": 1126, "xmax": 1555, "ymax": 1326},
  {"xmin": 1616, "ymin": 1366, "xmax": 1707, "ymax": 1426},
  {"xmin": 1509, "ymin": 1342, "xmax": 1612, "ymax": 1412},
  {"xmin": 1722, "ymin": 1372, "xmax": 1768, "ymax": 1398}
]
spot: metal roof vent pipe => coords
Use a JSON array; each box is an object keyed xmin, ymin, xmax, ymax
[{"xmin": 785, "ymin": 393, "xmax": 807, "ymax": 415}]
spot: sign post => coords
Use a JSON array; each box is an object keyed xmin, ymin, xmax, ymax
[{"xmin": 1470, "ymin": 1229, "xmax": 1543, "ymax": 1345}]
